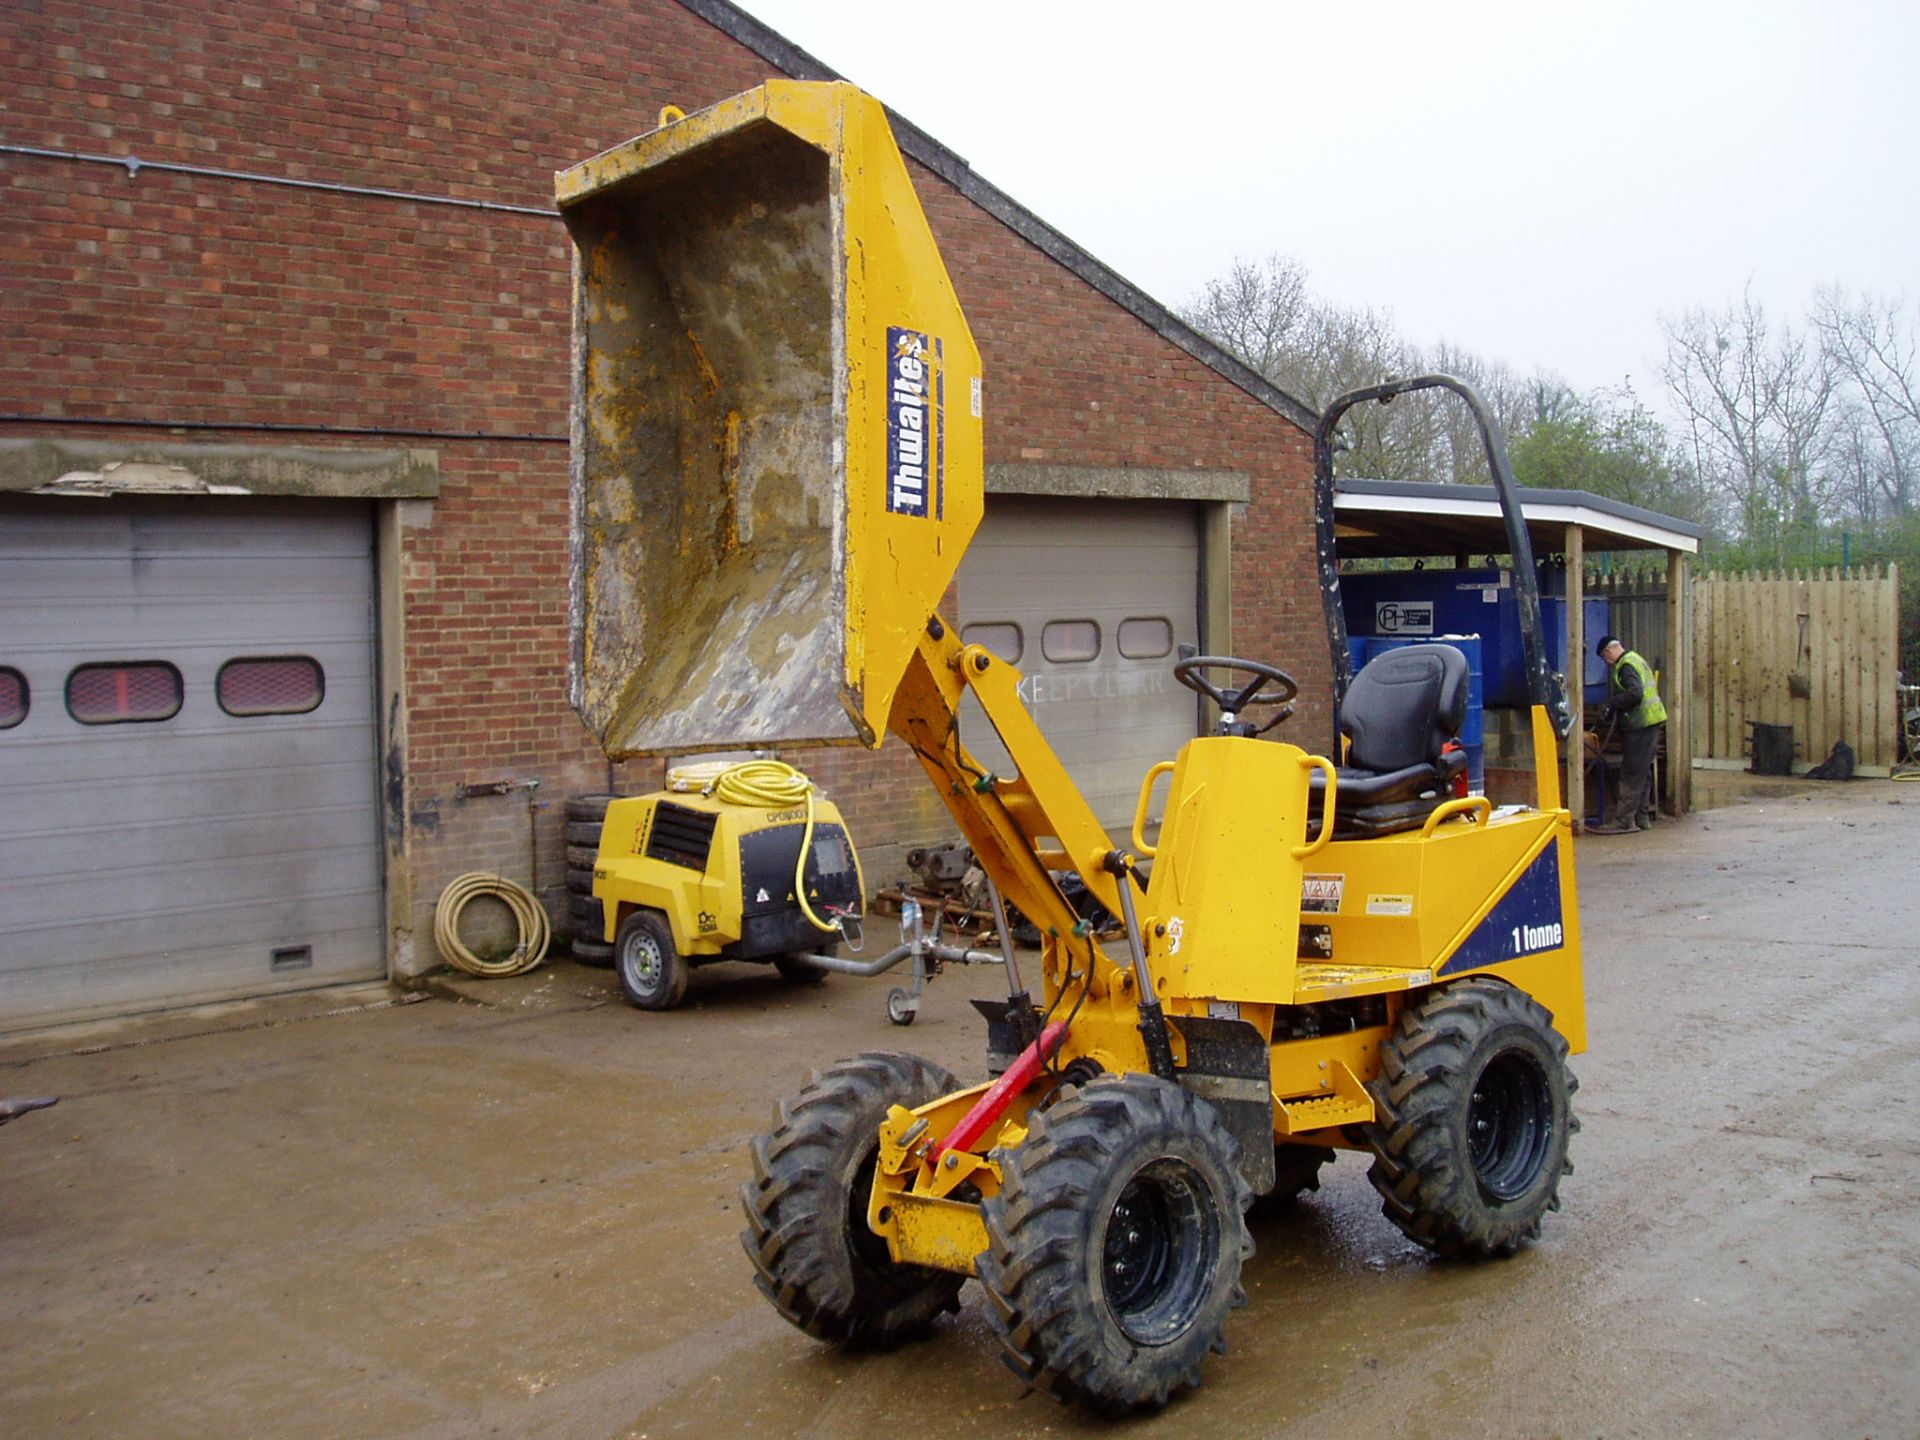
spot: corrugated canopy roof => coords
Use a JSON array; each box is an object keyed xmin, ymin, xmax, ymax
[{"xmin": 1334, "ymin": 479, "xmax": 1702, "ymax": 559}]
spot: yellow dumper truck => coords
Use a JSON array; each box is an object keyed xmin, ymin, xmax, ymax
[{"xmin": 557, "ymin": 81, "xmax": 1584, "ymax": 1413}]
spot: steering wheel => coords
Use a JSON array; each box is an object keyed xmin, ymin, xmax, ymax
[{"xmin": 1173, "ymin": 655, "xmax": 1299, "ymax": 736}]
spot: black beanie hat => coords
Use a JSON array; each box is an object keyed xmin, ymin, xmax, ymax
[{"xmin": 1595, "ymin": 634, "xmax": 1619, "ymax": 657}]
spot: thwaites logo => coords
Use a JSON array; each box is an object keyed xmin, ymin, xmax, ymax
[{"xmin": 886, "ymin": 326, "xmax": 943, "ymax": 519}]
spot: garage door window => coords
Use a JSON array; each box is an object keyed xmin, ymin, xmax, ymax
[
  {"xmin": 67, "ymin": 662, "xmax": 184, "ymax": 724},
  {"xmin": 960, "ymin": 622, "xmax": 1023, "ymax": 664},
  {"xmin": 218, "ymin": 656, "xmax": 325, "ymax": 717},
  {"xmin": 1117, "ymin": 617, "xmax": 1174, "ymax": 660},
  {"xmin": 1041, "ymin": 620, "xmax": 1101, "ymax": 664},
  {"xmin": 0, "ymin": 667, "xmax": 26, "ymax": 729}
]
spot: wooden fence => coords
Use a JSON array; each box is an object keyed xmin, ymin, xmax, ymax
[{"xmin": 1691, "ymin": 565, "xmax": 1902, "ymax": 771}]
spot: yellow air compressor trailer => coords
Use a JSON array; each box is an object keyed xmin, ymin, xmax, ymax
[
  {"xmin": 590, "ymin": 759, "xmax": 864, "ymax": 1009},
  {"xmin": 557, "ymin": 80, "xmax": 1585, "ymax": 1414}
]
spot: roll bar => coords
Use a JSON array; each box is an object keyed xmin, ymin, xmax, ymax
[{"xmin": 1313, "ymin": 374, "xmax": 1574, "ymax": 748}]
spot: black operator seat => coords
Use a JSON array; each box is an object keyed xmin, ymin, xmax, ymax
[{"xmin": 1308, "ymin": 643, "xmax": 1470, "ymax": 839}]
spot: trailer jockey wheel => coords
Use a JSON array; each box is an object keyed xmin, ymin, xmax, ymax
[
  {"xmin": 1173, "ymin": 655, "xmax": 1299, "ymax": 737},
  {"xmin": 977, "ymin": 1074, "xmax": 1251, "ymax": 1414}
]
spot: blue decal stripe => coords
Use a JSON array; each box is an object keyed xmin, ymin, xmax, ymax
[{"xmin": 1436, "ymin": 842, "xmax": 1564, "ymax": 977}]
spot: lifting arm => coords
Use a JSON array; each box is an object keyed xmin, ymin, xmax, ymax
[{"xmin": 888, "ymin": 618, "xmax": 1139, "ymax": 1026}]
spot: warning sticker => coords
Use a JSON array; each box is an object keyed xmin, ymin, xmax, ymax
[
  {"xmin": 1366, "ymin": 894, "xmax": 1415, "ymax": 916},
  {"xmin": 1300, "ymin": 874, "xmax": 1344, "ymax": 914}
]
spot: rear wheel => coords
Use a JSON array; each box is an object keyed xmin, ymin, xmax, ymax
[
  {"xmin": 1363, "ymin": 977, "xmax": 1576, "ymax": 1257},
  {"xmin": 614, "ymin": 910, "xmax": 687, "ymax": 1010},
  {"xmin": 740, "ymin": 1052, "xmax": 964, "ymax": 1347},
  {"xmin": 976, "ymin": 1074, "xmax": 1251, "ymax": 1414}
]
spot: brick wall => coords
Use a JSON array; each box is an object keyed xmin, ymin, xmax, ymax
[{"xmin": 1, "ymin": 0, "xmax": 1322, "ymax": 967}]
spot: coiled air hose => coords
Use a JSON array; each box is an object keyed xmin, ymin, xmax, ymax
[
  {"xmin": 433, "ymin": 872, "xmax": 552, "ymax": 977},
  {"xmin": 705, "ymin": 760, "xmax": 861, "ymax": 934}
]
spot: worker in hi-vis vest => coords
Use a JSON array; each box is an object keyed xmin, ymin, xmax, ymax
[{"xmin": 1591, "ymin": 634, "xmax": 1667, "ymax": 834}]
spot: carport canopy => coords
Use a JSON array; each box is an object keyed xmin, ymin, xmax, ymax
[
  {"xmin": 1334, "ymin": 479, "xmax": 1702, "ymax": 560},
  {"xmin": 1333, "ymin": 479, "xmax": 1703, "ymax": 823}
]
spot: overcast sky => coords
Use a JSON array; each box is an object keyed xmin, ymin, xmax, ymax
[{"xmin": 739, "ymin": 0, "xmax": 1917, "ymax": 405}]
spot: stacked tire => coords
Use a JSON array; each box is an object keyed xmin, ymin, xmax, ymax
[{"xmin": 566, "ymin": 793, "xmax": 616, "ymax": 967}]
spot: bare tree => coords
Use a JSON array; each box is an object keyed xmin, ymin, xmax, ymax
[
  {"xmin": 1812, "ymin": 287, "xmax": 1917, "ymax": 518},
  {"xmin": 1182, "ymin": 256, "xmax": 1589, "ymax": 491},
  {"xmin": 1182, "ymin": 254, "xmax": 1311, "ymax": 379},
  {"xmin": 1828, "ymin": 403, "xmax": 1892, "ymax": 526},
  {"xmin": 1660, "ymin": 286, "xmax": 1836, "ymax": 560}
]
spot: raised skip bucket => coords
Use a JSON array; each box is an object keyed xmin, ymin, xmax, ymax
[{"xmin": 555, "ymin": 81, "xmax": 984, "ymax": 757}]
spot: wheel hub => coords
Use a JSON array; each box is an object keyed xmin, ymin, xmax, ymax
[
  {"xmin": 1468, "ymin": 1047, "xmax": 1554, "ymax": 1202},
  {"xmin": 1099, "ymin": 1160, "xmax": 1218, "ymax": 1346},
  {"xmin": 625, "ymin": 936, "xmax": 660, "ymax": 985}
]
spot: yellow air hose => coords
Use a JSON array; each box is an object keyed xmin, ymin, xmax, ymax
[
  {"xmin": 433, "ymin": 872, "xmax": 552, "ymax": 977},
  {"xmin": 706, "ymin": 760, "xmax": 860, "ymax": 934}
]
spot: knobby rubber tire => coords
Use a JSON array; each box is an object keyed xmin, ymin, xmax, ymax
[
  {"xmin": 1363, "ymin": 976, "xmax": 1578, "ymax": 1258},
  {"xmin": 564, "ymin": 793, "xmax": 617, "ymax": 824},
  {"xmin": 614, "ymin": 909, "xmax": 687, "ymax": 1010},
  {"xmin": 740, "ymin": 1052, "xmax": 964, "ymax": 1348},
  {"xmin": 976, "ymin": 1073, "xmax": 1252, "ymax": 1414}
]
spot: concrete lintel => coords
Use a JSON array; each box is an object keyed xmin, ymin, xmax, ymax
[
  {"xmin": 0, "ymin": 437, "xmax": 441, "ymax": 499},
  {"xmin": 986, "ymin": 462, "xmax": 1249, "ymax": 504}
]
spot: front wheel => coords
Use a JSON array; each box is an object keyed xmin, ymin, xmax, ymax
[
  {"xmin": 977, "ymin": 1074, "xmax": 1252, "ymax": 1414},
  {"xmin": 614, "ymin": 910, "xmax": 687, "ymax": 1010},
  {"xmin": 740, "ymin": 1052, "xmax": 964, "ymax": 1347},
  {"xmin": 1363, "ymin": 977, "xmax": 1577, "ymax": 1257}
]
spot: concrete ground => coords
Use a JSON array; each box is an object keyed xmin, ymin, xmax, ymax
[{"xmin": 2, "ymin": 775, "xmax": 1916, "ymax": 1439}]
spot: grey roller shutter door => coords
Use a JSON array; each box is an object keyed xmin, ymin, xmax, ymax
[
  {"xmin": 0, "ymin": 499, "xmax": 384, "ymax": 1031},
  {"xmin": 956, "ymin": 497, "xmax": 1201, "ymax": 832}
]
